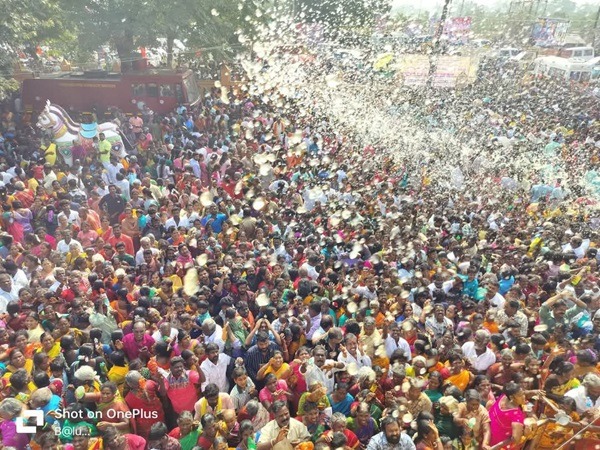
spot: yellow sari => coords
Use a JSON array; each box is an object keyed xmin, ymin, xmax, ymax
[
  {"xmin": 446, "ymin": 370, "xmax": 471, "ymax": 392},
  {"xmin": 108, "ymin": 365, "xmax": 129, "ymax": 394},
  {"xmin": 265, "ymin": 363, "xmax": 290, "ymax": 379},
  {"xmin": 36, "ymin": 342, "xmax": 62, "ymax": 361}
]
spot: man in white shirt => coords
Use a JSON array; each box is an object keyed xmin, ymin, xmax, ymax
[
  {"xmin": 565, "ymin": 373, "xmax": 600, "ymax": 414},
  {"xmin": 201, "ymin": 319, "xmax": 225, "ymax": 352},
  {"xmin": 105, "ymin": 156, "xmax": 124, "ymax": 185},
  {"xmin": 462, "ymin": 330, "xmax": 496, "ymax": 373},
  {"xmin": 42, "ymin": 164, "xmax": 57, "ymax": 190},
  {"xmin": 56, "ymin": 229, "xmax": 83, "ymax": 255},
  {"xmin": 189, "ymin": 152, "xmax": 201, "ymax": 178},
  {"xmin": 257, "ymin": 401, "xmax": 310, "ymax": 449},
  {"xmin": 164, "ymin": 206, "xmax": 190, "ymax": 230},
  {"xmin": 3, "ymin": 261, "xmax": 28, "ymax": 292},
  {"xmin": 0, "ymin": 273, "xmax": 18, "ymax": 313},
  {"xmin": 57, "ymin": 200, "xmax": 81, "ymax": 226},
  {"xmin": 301, "ymin": 345, "xmax": 345, "ymax": 394},
  {"xmin": 135, "ymin": 237, "xmax": 160, "ymax": 265},
  {"xmin": 338, "ymin": 333, "xmax": 371, "ymax": 368},
  {"xmin": 151, "ymin": 322, "xmax": 179, "ymax": 345},
  {"xmin": 484, "ymin": 281, "xmax": 506, "ymax": 310},
  {"xmin": 300, "ymin": 255, "xmax": 321, "ymax": 281},
  {"xmin": 384, "ymin": 322, "xmax": 412, "ymax": 362},
  {"xmin": 200, "ymin": 343, "xmax": 232, "ymax": 392}
]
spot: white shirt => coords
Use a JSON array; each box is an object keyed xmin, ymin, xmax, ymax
[
  {"xmin": 106, "ymin": 163, "xmax": 124, "ymax": 184},
  {"xmin": 200, "ymin": 354, "xmax": 231, "ymax": 393},
  {"xmin": 300, "ymin": 262, "xmax": 319, "ymax": 281},
  {"xmin": 165, "ymin": 216, "xmax": 190, "ymax": 230},
  {"xmin": 565, "ymin": 385, "xmax": 600, "ymax": 413},
  {"xmin": 115, "ymin": 179, "xmax": 130, "ymax": 201},
  {"xmin": 43, "ymin": 171, "xmax": 57, "ymax": 190},
  {"xmin": 189, "ymin": 159, "xmax": 201, "ymax": 178},
  {"xmin": 0, "ymin": 287, "xmax": 18, "ymax": 313},
  {"xmin": 204, "ymin": 325, "xmax": 225, "ymax": 352},
  {"xmin": 461, "ymin": 341, "xmax": 497, "ymax": 372},
  {"xmin": 257, "ymin": 417, "xmax": 310, "ymax": 445},
  {"xmin": 135, "ymin": 247, "xmax": 160, "ymax": 265},
  {"xmin": 338, "ymin": 350, "xmax": 372, "ymax": 368},
  {"xmin": 151, "ymin": 327, "xmax": 179, "ymax": 344},
  {"xmin": 57, "ymin": 210, "xmax": 81, "ymax": 226},
  {"xmin": 303, "ymin": 359, "xmax": 337, "ymax": 394},
  {"xmin": 385, "ymin": 335, "xmax": 412, "ymax": 361},
  {"xmin": 488, "ymin": 292, "xmax": 506, "ymax": 310},
  {"xmin": 11, "ymin": 269, "xmax": 29, "ymax": 292},
  {"xmin": 56, "ymin": 238, "xmax": 83, "ymax": 255}
]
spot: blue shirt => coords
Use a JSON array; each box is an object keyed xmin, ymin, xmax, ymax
[{"xmin": 201, "ymin": 213, "xmax": 227, "ymax": 233}]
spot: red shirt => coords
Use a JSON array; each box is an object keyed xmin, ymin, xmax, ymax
[{"xmin": 106, "ymin": 232, "xmax": 134, "ymax": 256}]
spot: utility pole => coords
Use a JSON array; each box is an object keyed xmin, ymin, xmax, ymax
[
  {"xmin": 427, "ymin": 0, "xmax": 452, "ymax": 88},
  {"xmin": 593, "ymin": 5, "xmax": 600, "ymax": 49}
]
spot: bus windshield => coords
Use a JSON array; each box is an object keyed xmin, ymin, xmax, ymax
[{"xmin": 182, "ymin": 72, "xmax": 201, "ymax": 105}]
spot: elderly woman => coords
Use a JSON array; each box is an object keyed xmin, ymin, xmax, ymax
[
  {"xmin": 405, "ymin": 377, "xmax": 433, "ymax": 417},
  {"xmin": 454, "ymin": 389, "xmax": 491, "ymax": 449},
  {"xmin": 565, "ymin": 372, "xmax": 600, "ymax": 415},
  {"xmin": 123, "ymin": 370, "xmax": 166, "ymax": 439},
  {"xmin": 168, "ymin": 410, "xmax": 201, "ymax": 450},
  {"xmin": 0, "ymin": 397, "xmax": 29, "ymax": 450},
  {"xmin": 29, "ymin": 386, "xmax": 62, "ymax": 427},
  {"xmin": 78, "ymin": 381, "xmax": 133, "ymax": 433}
]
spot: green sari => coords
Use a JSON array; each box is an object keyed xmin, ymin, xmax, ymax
[{"xmin": 179, "ymin": 428, "xmax": 200, "ymax": 450}]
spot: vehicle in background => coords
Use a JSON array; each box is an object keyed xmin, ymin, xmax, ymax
[
  {"xmin": 495, "ymin": 48, "xmax": 522, "ymax": 59},
  {"xmin": 22, "ymin": 69, "xmax": 201, "ymax": 114},
  {"xmin": 557, "ymin": 46, "xmax": 594, "ymax": 61},
  {"xmin": 533, "ymin": 55, "xmax": 600, "ymax": 82}
]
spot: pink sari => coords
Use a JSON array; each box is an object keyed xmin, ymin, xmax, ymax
[{"xmin": 489, "ymin": 395, "xmax": 525, "ymax": 449}]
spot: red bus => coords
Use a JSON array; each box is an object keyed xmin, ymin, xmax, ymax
[{"xmin": 22, "ymin": 69, "xmax": 201, "ymax": 114}]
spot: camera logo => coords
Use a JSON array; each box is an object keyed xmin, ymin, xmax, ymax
[{"xmin": 16, "ymin": 410, "xmax": 44, "ymax": 434}]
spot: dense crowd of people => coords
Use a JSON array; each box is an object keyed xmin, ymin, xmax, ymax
[{"xmin": 0, "ymin": 51, "xmax": 598, "ymax": 450}]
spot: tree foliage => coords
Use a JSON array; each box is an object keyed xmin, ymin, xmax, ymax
[{"xmin": 0, "ymin": 0, "xmax": 66, "ymax": 97}]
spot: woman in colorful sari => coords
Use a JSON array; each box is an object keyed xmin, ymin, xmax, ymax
[
  {"xmin": 36, "ymin": 332, "xmax": 62, "ymax": 362},
  {"xmin": 258, "ymin": 373, "xmax": 291, "ymax": 413},
  {"xmin": 168, "ymin": 411, "xmax": 200, "ymax": 450},
  {"xmin": 0, "ymin": 397, "xmax": 32, "ymax": 450},
  {"xmin": 443, "ymin": 353, "xmax": 473, "ymax": 393},
  {"xmin": 346, "ymin": 402, "xmax": 379, "ymax": 448},
  {"xmin": 488, "ymin": 382, "xmax": 526, "ymax": 450},
  {"xmin": 454, "ymin": 389, "xmax": 492, "ymax": 450},
  {"xmin": 256, "ymin": 350, "xmax": 290, "ymax": 381},
  {"xmin": 79, "ymin": 381, "xmax": 133, "ymax": 433},
  {"xmin": 123, "ymin": 371, "xmax": 165, "ymax": 440},
  {"xmin": 2, "ymin": 347, "xmax": 33, "ymax": 389},
  {"xmin": 173, "ymin": 331, "xmax": 201, "ymax": 356},
  {"xmin": 544, "ymin": 360, "xmax": 580, "ymax": 403},
  {"xmin": 106, "ymin": 350, "xmax": 129, "ymax": 394},
  {"xmin": 299, "ymin": 401, "xmax": 326, "ymax": 444},
  {"xmin": 327, "ymin": 382, "xmax": 354, "ymax": 416}
]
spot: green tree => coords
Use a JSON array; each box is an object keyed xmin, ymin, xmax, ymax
[{"xmin": 0, "ymin": 0, "xmax": 65, "ymax": 98}]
